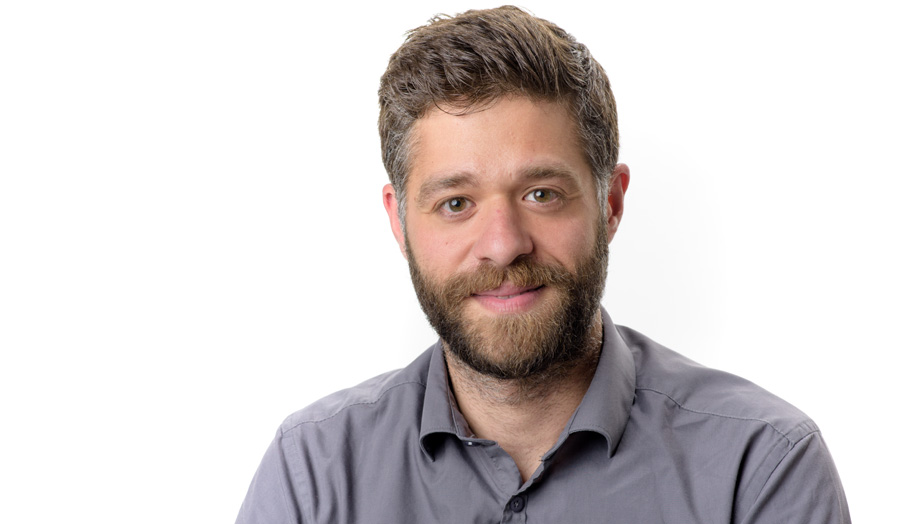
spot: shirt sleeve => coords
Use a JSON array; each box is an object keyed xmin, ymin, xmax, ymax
[
  {"xmin": 739, "ymin": 431, "xmax": 851, "ymax": 524},
  {"xmin": 235, "ymin": 428, "xmax": 302, "ymax": 524}
]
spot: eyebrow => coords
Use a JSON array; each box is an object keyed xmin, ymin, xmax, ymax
[
  {"xmin": 520, "ymin": 164, "xmax": 582, "ymax": 187},
  {"xmin": 415, "ymin": 173, "xmax": 477, "ymax": 208}
]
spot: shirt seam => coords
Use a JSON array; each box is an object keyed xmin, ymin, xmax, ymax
[
  {"xmin": 422, "ymin": 425, "xmax": 457, "ymax": 433},
  {"xmin": 279, "ymin": 429, "xmax": 311, "ymax": 523},
  {"xmin": 282, "ymin": 380, "xmax": 427, "ymax": 434},
  {"xmin": 635, "ymin": 386, "xmax": 815, "ymax": 445},
  {"xmin": 478, "ymin": 445, "xmax": 512, "ymax": 496},
  {"xmin": 741, "ymin": 429, "xmax": 823, "ymax": 522}
]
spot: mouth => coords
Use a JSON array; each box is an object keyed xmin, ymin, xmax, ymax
[
  {"xmin": 473, "ymin": 284, "xmax": 544, "ymax": 299},
  {"xmin": 469, "ymin": 283, "xmax": 546, "ymax": 313}
]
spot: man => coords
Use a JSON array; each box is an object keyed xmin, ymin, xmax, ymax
[{"xmin": 237, "ymin": 6, "xmax": 850, "ymax": 523}]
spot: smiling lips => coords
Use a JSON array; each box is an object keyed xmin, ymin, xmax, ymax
[
  {"xmin": 470, "ymin": 283, "xmax": 545, "ymax": 313},
  {"xmin": 475, "ymin": 283, "xmax": 543, "ymax": 299}
]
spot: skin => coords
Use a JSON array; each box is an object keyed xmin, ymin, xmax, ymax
[{"xmin": 383, "ymin": 96, "xmax": 630, "ymax": 481}]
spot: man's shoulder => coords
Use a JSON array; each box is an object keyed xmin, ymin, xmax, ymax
[
  {"xmin": 617, "ymin": 324, "xmax": 819, "ymax": 445},
  {"xmin": 278, "ymin": 346, "xmax": 433, "ymax": 437}
]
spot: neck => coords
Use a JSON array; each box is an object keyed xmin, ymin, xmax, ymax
[{"xmin": 444, "ymin": 318, "xmax": 603, "ymax": 481}]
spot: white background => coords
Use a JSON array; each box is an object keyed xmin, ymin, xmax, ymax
[{"xmin": 1, "ymin": 1, "xmax": 896, "ymax": 522}]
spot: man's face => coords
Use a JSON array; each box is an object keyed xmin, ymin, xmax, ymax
[{"xmin": 384, "ymin": 97, "xmax": 619, "ymax": 379}]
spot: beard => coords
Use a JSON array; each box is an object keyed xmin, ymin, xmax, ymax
[{"xmin": 407, "ymin": 225, "xmax": 608, "ymax": 381}]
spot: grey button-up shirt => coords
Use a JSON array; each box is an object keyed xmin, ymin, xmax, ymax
[{"xmin": 236, "ymin": 309, "xmax": 850, "ymax": 523}]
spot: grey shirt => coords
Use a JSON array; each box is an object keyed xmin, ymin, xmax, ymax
[{"xmin": 236, "ymin": 309, "xmax": 850, "ymax": 523}]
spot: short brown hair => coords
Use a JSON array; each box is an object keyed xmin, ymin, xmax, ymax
[{"xmin": 378, "ymin": 6, "xmax": 619, "ymax": 216}]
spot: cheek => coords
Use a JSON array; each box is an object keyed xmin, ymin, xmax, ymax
[
  {"xmin": 405, "ymin": 216, "xmax": 470, "ymax": 279},
  {"xmin": 532, "ymin": 214, "xmax": 599, "ymax": 269}
]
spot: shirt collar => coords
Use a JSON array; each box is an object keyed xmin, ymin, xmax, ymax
[
  {"xmin": 418, "ymin": 340, "xmax": 460, "ymax": 459},
  {"xmin": 562, "ymin": 307, "xmax": 636, "ymax": 457},
  {"xmin": 418, "ymin": 307, "xmax": 636, "ymax": 460}
]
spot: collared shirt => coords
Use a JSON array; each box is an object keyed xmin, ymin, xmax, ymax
[{"xmin": 236, "ymin": 309, "xmax": 850, "ymax": 523}]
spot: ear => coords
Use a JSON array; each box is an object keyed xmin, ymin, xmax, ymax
[
  {"xmin": 382, "ymin": 183, "xmax": 408, "ymax": 259},
  {"xmin": 605, "ymin": 163, "xmax": 630, "ymax": 243}
]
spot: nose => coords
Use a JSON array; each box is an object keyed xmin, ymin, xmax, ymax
[{"xmin": 471, "ymin": 201, "xmax": 534, "ymax": 267}]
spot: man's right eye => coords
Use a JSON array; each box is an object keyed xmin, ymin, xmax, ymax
[{"xmin": 441, "ymin": 197, "xmax": 470, "ymax": 213}]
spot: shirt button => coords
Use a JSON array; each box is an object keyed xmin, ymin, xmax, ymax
[{"xmin": 509, "ymin": 495, "xmax": 526, "ymax": 513}]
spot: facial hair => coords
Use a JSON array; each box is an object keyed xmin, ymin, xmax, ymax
[{"xmin": 407, "ymin": 224, "xmax": 608, "ymax": 381}]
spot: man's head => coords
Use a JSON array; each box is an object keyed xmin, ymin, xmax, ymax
[
  {"xmin": 379, "ymin": 8, "xmax": 629, "ymax": 380},
  {"xmin": 378, "ymin": 6, "xmax": 619, "ymax": 222}
]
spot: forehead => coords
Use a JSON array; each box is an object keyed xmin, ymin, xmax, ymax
[{"xmin": 406, "ymin": 97, "xmax": 593, "ymax": 194}]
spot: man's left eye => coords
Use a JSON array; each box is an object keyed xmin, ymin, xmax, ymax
[{"xmin": 525, "ymin": 189, "xmax": 557, "ymax": 203}]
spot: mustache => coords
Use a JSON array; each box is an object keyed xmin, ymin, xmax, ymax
[{"xmin": 441, "ymin": 258, "xmax": 574, "ymax": 304}]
